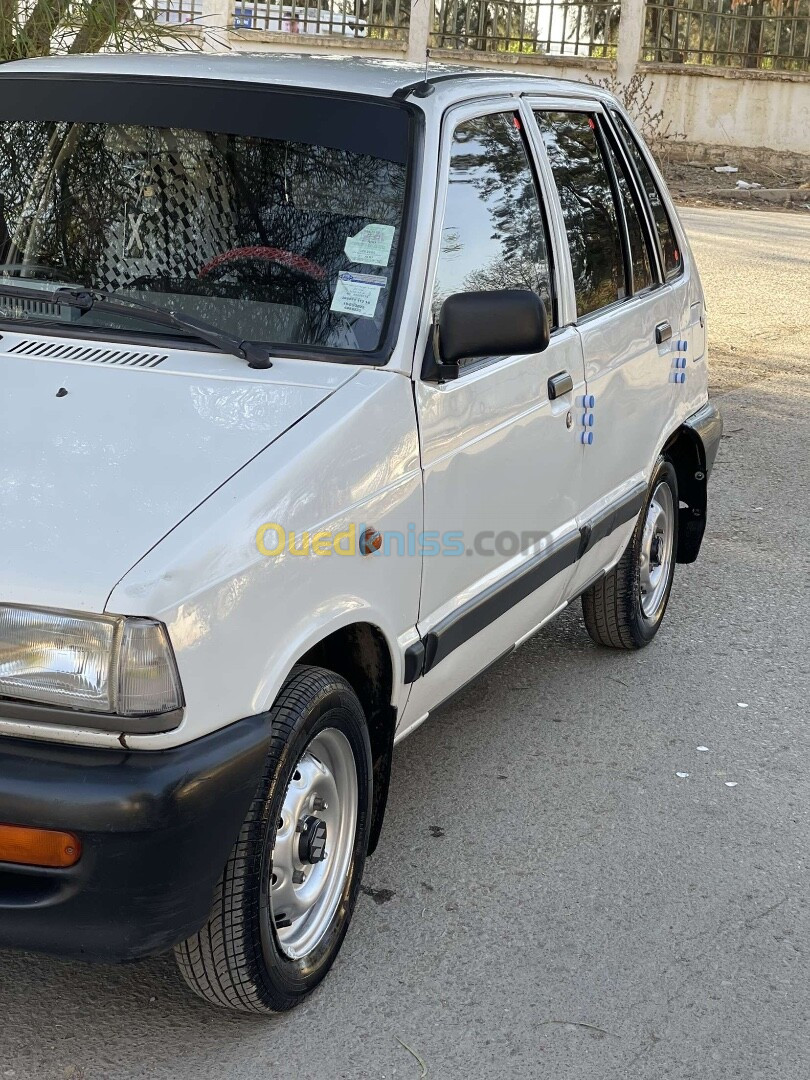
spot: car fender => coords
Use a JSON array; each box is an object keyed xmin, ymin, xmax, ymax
[{"xmin": 106, "ymin": 369, "xmax": 423, "ymax": 752}]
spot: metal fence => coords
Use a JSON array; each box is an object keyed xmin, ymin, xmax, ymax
[
  {"xmin": 643, "ymin": 0, "xmax": 810, "ymax": 72},
  {"xmin": 153, "ymin": 0, "xmax": 409, "ymax": 38},
  {"xmin": 230, "ymin": 0, "xmax": 408, "ymax": 38},
  {"xmin": 431, "ymin": 0, "xmax": 620, "ymax": 54},
  {"xmin": 154, "ymin": 0, "xmax": 202, "ymax": 22}
]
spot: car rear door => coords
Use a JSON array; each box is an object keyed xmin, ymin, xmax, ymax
[{"xmin": 525, "ymin": 101, "xmax": 686, "ymax": 596}]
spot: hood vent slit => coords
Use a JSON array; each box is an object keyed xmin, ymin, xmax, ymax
[{"xmin": 7, "ymin": 339, "xmax": 167, "ymax": 369}]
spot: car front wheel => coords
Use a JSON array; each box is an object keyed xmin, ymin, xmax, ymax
[
  {"xmin": 175, "ymin": 665, "xmax": 372, "ymax": 1013},
  {"xmin": 582, "ymin": 456, "xmax": 679, "ymax": 649}
]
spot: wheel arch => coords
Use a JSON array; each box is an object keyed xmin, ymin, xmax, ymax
[{"xmin": 297, "ymin": 622, "xmax": 397, "ymax": 856}]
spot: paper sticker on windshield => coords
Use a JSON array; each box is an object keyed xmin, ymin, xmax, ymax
[
  {"xmin": 344, "ymin": 224, "xmax": 395, "ymax": 267},
  {"xmin": 330, "ymin": 272, "xmax": 386, "ymax": 318}
]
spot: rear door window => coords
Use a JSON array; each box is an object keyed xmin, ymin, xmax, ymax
[
  {"xmin": 534, "ymin": 110, "xmax": 624, "ymax": 319},
  {"xmin": 611, "ymin": 111, "xmax": 682, "ymax": 280}
]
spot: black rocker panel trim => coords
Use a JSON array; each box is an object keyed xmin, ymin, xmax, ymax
[
  {"xmin": 421, "ymin": 533, "xmax": 581, "ymax": 676},
  {"xmin": 407, "ymin": 481, "xmax": 649, "ymax": 682},
  {"xmin": 403, "ymin": 640, "xmax": 426, "ymax": 683},
  {"xmin": 579, "ymin": 481, "xmax": 647, "ymax": 556}
]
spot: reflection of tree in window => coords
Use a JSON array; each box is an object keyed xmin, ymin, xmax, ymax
[
  {"xmin": 535, "ymin": 111, "xmax": 625, "ymax": 318},
  {"xmin": 603, "ymin": 133, "xmax": 654, "ymax": 293},
  {"xmin": 434, "ymin": 112, "xmax": 552, "ymax": 324},
  {"xmin": 0, "ymin": 121, "xmax": 407, "ymax": 352},
  {"xmin": 611, "ymin": 111, "xmax": 681, "ymax": 280}
]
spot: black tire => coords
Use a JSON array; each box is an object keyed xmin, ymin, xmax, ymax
[
  {"xmin": 175, "ymin": 665, "xmax": 372, "ymax": 1013},
  {"xmin": 582, "ymin": 457, "xmax": 679, "ymax": 650}
]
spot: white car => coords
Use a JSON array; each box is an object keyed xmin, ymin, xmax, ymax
[
  {"xmin": 0, "ymin": 54, "xmax": 721, "ymax": 1013},
  {"xmin": 231, "ymin": 4, "xmax": 368, "ymax": 35}
]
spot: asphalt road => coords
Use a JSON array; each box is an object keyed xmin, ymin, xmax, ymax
[{"xmin": 2, "ymin": 207, "xmax": 809, "ymax": 1080}]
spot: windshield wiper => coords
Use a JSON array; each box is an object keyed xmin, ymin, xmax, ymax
[{"xmin": 0, "ymin": 282, "xmax": 273, "ymax": 370}]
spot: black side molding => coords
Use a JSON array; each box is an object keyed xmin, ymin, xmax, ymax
[
  {"xmin": 422, "ymin": 533, "xmax": 581, "ymax": 676},
  {"xmin": 405, "ymin": 404, "xmax": 722, "ymax": 684},
  {"xmin": 578, "ymin": 481, "xmax": 647, "ymax": 558},
  {"xmin": 403, "ymin": 640, "xmax": 426, "ymax": 684},
  {"xmin": 408, "ymin": 481, "xmax": 650, "ymax": 683}
]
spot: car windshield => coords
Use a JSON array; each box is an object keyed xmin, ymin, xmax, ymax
[{"xmin": 0, "ymin": 79, "xmax": 412, "ymax": 358}]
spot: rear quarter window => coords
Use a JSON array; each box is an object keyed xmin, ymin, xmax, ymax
[{"xmin": 611, "ymin": 111, "xmax": 682, "ymax": 280}]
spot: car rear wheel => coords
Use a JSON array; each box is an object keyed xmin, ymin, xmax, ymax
[
  {"xmin": 175, "ymin": 665, "xmax": 372, "ymax": 1013},
  {"xmin": 582, "ymin": 457, "xmax": 679, "ymax": 649}
]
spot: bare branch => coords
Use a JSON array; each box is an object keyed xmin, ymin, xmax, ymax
[{"xmin": 68, "ymin": 0, "xmax": 133, "ymax": 53}]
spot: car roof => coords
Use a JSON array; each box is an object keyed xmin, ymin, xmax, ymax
[{"xmin": 0, "ymin": 51, "xmax": 604, "ymax": 105}]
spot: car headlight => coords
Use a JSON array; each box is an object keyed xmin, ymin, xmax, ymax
[{"xmin": 0, "ymin": 605, "xmax": 183, "ymax": 717}]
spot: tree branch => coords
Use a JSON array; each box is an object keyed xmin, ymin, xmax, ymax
[
  {"xmin": 18, "ymin": 0, "xmax": 71, "ymax": 58},
  {"xmin": 0, "ymin": 0, "xmax": 19, "ymax": 61},
  {"xmin": 68, "ymin": 0, "xmax": 133, "ymax": 54}
]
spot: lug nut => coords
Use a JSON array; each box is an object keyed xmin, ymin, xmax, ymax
[
  {"xmin": 312, "ymin": 796, "xmax": 327, "ymax": 811},
  {"xmin": 292, "ymin": 869, "xmax": 306, "ymax": 885}
]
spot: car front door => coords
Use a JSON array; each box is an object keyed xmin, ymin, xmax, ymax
[
  {"xmin": 527, "ymin": 103, "xmax": 685, "ymax": 596},
  {"xmin": 398, "ymin": 100, "xmax": 585, "ymax": 733}
]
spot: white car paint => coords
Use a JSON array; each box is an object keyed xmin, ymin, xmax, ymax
[
  {"xmin": 0, "ymin": 333, "xmax": 355, "ymax": 612},
  {"xmin": 0, "ymin": 55, "xmax": 714, "ymax": 752}
]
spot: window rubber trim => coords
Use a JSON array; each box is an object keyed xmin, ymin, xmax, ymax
[
  {"xmin": 607, "ymin": 108, "xmax": 684, "ymax": 284},
  {"xmin": 594, "ymin": 111, "xmax": 661, "ymax": 299},
  {"xmin": 602, "ymin": 108, "xmax": 666, "ymax": 285}
]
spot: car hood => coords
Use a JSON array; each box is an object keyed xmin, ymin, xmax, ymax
[{"xmin": 0, "ymin": 333, "xmax": 355, "ymax": 612}]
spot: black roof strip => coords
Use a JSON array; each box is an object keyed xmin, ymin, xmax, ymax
[{"xmin": 391, "ymin": 68, "xmax": 557, "ymax": 101}]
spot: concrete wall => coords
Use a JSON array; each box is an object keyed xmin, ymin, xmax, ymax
[{"xmin": 644, "ymin": 64, "xmax": 810, "ymax": 155}]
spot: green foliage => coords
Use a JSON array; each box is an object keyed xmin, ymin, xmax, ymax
[
  {"xmin": 643, "ymin": 0, "xmax": 810, "ymax": 72},
  {"xmin": 432, "ymin": 0, "xmax": 549, "ymax": 52}
]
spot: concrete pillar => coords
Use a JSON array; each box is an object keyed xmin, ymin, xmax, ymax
[
  {"xmin": 616, "ymin": 0, "xmax": 646, "ymax": 83},
  {"xmin": 407, "ymin": 0, "xmax": 433, "ymax": 63},
  {"xmin": 200, "ymin": 0, "xmax": 232, "ymax": 52}
]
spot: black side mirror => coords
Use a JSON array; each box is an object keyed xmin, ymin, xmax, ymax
[{"xmin": 428, "ymin": 289, "xmax": 550, "ymax": 382}]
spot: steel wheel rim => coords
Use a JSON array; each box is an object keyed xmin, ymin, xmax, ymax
[
  {"xmin": 639, "ymin": 480, "xmax": 674, "ymax": 620},
  {"xmin": 270, "ymin": 728, "xmax": 358, "ymax": 961}
]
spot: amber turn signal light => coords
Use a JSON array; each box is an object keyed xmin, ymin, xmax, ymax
[{"xmin": 0, "ymin": 823, "xmax": 81, "ymax": 868}]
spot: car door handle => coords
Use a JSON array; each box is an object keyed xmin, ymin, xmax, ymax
[
  {"xmin": 655, "ymin": 321, "xmax": 672, "ymax": 344},
  {"xmin": 548, "ymin": 371, "xmax": 574, "ymax": 400}
]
